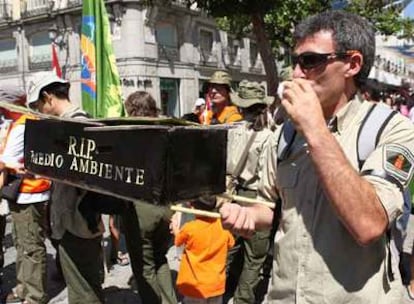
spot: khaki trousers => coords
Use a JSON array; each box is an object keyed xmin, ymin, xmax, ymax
[{"xmin": 10, "ymin": 201, "xmax": 48, "ymax": 304}]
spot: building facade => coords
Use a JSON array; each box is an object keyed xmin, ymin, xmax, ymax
[{"xmin": 0, "ymin": 0, "xmax": 266, "ymax": 117}]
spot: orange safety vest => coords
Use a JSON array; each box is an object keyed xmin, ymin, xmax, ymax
[
  {"xmin": 5, "ymin": 114, "xmax": 51, "ymax": 194},
  {"xmin": 202, "ymin": 106, "xmax": 242, "ymax": 125}
]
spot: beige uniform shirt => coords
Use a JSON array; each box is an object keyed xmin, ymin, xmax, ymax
[
  {"xmin": 258, "ymin": 95, "xmax": 414, "ymax": 304},
  {"xmin": 226, "ymin": 121, "xmax": 275, "ymax": 192}
]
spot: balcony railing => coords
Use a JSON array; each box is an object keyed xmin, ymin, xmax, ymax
[
  {"xmin": 200, "ymin": 48, "xmax": 217, "ymax": 66},
  {"xmin": 0, "ymin": 58, "xmax": 17, "ymax": 73},
  {"xmin": 29, "ymin": 54, "xmax": 51, "ymax": 70},
  {"xmin": 67, "ymin": 0, "xmax": 82, "ymax": 8},
  {"xmin": 158, "ymin": 45, "xmax": 179, "ymax": 61},
  {"xmin": 22, "ymin": 0, "xmax": 50, "ymax": 17}
]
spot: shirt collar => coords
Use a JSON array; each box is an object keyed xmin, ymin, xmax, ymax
[
  {"xmin": 329, "ymin": 93, "xmax": 364, "ymax": 134},
  {"xmin": 60, "ymin": 105, "xmax": 80, "ymax": 118}
]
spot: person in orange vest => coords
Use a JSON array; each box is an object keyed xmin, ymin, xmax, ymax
[
  {"xmin": 0, "ymin": 87, "xmax": 51, "ymax": 304},
  {"xmin": 201, "ymin": 71, "xmax": 242, "ymax": 125}
]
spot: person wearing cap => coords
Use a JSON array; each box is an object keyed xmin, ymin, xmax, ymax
[
  {"xmin": 0, "ymin": 86, "xmax": 51, "ymax": 304},
  {"xmin": 202, "ymin": 71, "xmax": 242, "ymax": 125},
  {"xmin": 181, "ymin": 98, "xmax": 205, "ymax": 123},
  {"xmin": 27, "ymin": 72, "xmax": 106, "ymax": 304},
  {"xmin": 223, "ymin": 80, "xmax": 275, "ymax": 304}
]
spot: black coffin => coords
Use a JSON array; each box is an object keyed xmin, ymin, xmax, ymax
[{"xmin": 24, "ymin": 119, "xmax": 227, "ymax": 205}]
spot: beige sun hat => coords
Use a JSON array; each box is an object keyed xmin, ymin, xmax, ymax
[
  {"xmin": 208, "ymin": 71, "xmax": 232, "ymax": 86},
  {"xmin": 230, "ymin": 80, "xmax": 274, "ymax": 108}
]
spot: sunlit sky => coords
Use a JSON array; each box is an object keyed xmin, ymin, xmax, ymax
[{"xmin": 404, "ymin": 0, "xmax": 414, "ymax": 18}]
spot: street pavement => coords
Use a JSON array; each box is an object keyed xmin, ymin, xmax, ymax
[
  {"xmin": 0, "ymin": 215, "xmax": 181, "ymax": 304},
  {"xmin": 2, "ymin": 214, "xmax": 412, "ymax": 304}
]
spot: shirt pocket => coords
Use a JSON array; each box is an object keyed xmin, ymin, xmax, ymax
[{"xmin": 277, "ymin": 162, "xmax": 299, "ymax": 210}]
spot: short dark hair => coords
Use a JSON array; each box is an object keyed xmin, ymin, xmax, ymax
[
  {"xmin": 241, "ymin": 104, "xmax": 268, "ymax": 131},
  {"xmin": 361, "ymin": 79, "xmax": 382, "ymax": 101},
  {"xmin": 40, "ymin": 82, "xmax": 70, "ymax": 101},
  {"xmin": 124, "ymin": 91, "xmax": 158, "ymax": 117},
  {"xmin": 293, "ymin": 10, "xmax": 375, "ymax": 88}
]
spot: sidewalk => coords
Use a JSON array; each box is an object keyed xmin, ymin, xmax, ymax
[{"xmin": 0, "ymin": 215, "xmax": 156, "ymax": 304}]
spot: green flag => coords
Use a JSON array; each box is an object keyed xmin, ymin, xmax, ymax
[{"xmin": 81, "ymin": 0, "xmax": 124, "ymax": 118}]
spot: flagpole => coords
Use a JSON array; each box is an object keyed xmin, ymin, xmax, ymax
[{"xmin": 51, "ymin": 42, "xmax": 63, "ymax": 78}]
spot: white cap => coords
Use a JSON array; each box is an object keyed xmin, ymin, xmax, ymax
[
  {"xmin": 194, "ymin": 98, "xmax": 205, "ymax": 107},
  {"xmin": 27, "ymin": 72, "xmax": 68, "ymax": 105}
]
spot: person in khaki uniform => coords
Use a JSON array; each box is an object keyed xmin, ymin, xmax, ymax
[
  {"xmin": 202, "ymin": 71, "xmax": 242, "ymax": 125},
  {"xmin": 219, "ymin": 10, "xmax": 414, "ymax": 303},
  {"xmin": 224, "ymin": 81, "xmax": 275, "ymax": 303},
  {"xmin": 121, "ymin": 91, "xmax": 177, "ymax": 304}
]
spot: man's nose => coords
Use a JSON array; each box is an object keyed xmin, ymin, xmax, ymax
[{"xmin": 292, "ymin": 64, "xmax": 306, "ymax": 79}]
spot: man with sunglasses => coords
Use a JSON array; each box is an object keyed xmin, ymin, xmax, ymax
[{"xmin": 219, "ymin": 10, "xmax": 414, "ymax": 303}]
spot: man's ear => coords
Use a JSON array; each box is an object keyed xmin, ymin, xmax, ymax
[
  {"xmin": 344, "ymin": 52, "xmax": 363, "ymax": 79},
  {"xmin": 42, "ymin": 92, "xmax": 53, "ymax": 104}
]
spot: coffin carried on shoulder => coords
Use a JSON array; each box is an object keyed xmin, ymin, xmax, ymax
[{"xmin": 24, "ymin": 117, "xmax": 227, "ymax": 205}]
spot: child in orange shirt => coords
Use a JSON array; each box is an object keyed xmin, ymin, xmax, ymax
[{"xmin": 171, "ymin": 201, "xmax": 234, "ymax": 304}]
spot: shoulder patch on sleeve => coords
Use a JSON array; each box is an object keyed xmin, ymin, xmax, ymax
[{"xmin": 383, "ymin": 144, "xmax": 414, "ymax": 186}]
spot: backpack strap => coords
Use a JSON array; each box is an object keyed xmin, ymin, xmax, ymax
[
  {"xmin": 232, "ymin": 131, "xmax": 258, "ymax": 180},
  {"xmin": 357, "ymin": 103, "xmax": 404, "ymax": 284},
  {"xmin": 277, "ymin": 120, "xmax": 296, "ymax": 162},
  {"xmin": 357, "ymin": 103, "xmax": 397, "ymax": 170}
]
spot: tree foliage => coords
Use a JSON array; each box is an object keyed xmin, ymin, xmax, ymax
[
  {"xmin": 186, "ymin": 0, "xmax": 414, "ymax": 56},
  {"xmin": 346, "ymin": 0, "xmax": 414, "ymax": 37},
  {"xmin": 152, "ymin": 0, "xmax": 414, "ymax": 94}
]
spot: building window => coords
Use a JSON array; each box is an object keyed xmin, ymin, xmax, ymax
[
  {"xmin": 160, "ymin": 78, "xmax": 180, "ymax": 117},
  {"xmin": 228, "ymin": 37, "xmax": 240, "ymax": 66},
  {"xmin": 30, "ymin": 32, "xmax": 51, "ymax": 70},
  {"xmin": 0, "ymin": 39, "xmax": 17, "ymax": 72},
  {"xmin": 199, "ymin": 29, "xmax": 214, "ymax": 63},
  {"xmin": 250, "ymin": 41, "xmax": 258, "ymax": 67},
  {"xmin": 23, "ymin": 0, "xmax": 50, "ymax": 17},
  {"xmin": 156, "ymin": 23, "xmax": 179, "ymax": 61}
]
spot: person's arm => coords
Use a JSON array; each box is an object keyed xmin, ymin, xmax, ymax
[
  {"xmin": 1, "ymin": 124, "xmax": 24, "ymax": 171},
  {"xmin": 220, "ymin": 203, "xmax": 273, "ymax": 238},
  {"xmin": 174, "ymin": 225, "xmax": 189, "ymax": 247},
  {"xmin": 220, "ymin": 133, "xmax": 278, "ymax": 237},
  {"xmin": 281, "ymin": 79, "xmax": 411, "ymax": 245},
  {"xmin": 307, "ymin": 124, "xmax": 386, "ymax": 245}
]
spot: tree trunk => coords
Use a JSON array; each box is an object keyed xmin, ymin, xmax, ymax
[{"xmin": 251, "ymin": 12, "xmax": 278, "ymax": 97}]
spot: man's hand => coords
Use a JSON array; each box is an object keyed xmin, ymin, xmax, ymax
[
  {"xmin": 219, "ymin": 202, "xmax": 255, "ymax": 238},
  {"xmin": 280, "ymin": 79, "xmax": 326, "ymax": 134},
  {"xmin": 169, "ymin": 212, "xmax": 180, "ymax": 236}
]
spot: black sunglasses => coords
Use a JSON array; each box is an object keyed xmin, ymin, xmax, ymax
[{"xmin": 291, "ymin": 50, "xmax": 358, "ymax": 70}]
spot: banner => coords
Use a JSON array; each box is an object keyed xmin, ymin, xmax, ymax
[
  {"xmin": 81, "ymin": 0, "xmax": 124, "ymax": 118},
  {"xmin": 51, "ymin": 43, "xmax": 62, "ymax": 78}
]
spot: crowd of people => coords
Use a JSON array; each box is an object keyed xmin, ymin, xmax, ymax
[{"xmin": 0, "ymin": 9, "xmax": 413, "ymax": 304}]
